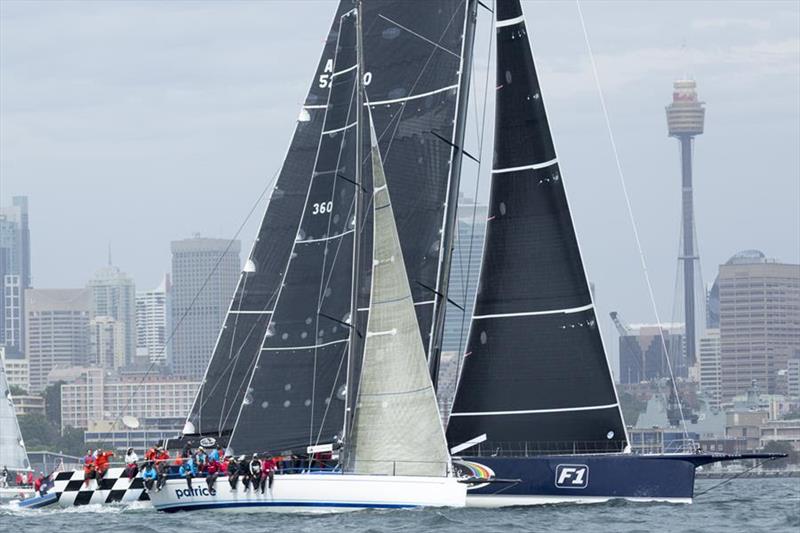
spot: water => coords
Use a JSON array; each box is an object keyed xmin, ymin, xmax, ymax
[{"xmin": 1, "ymin": 478, "xmax": 798, "ymax": 533}]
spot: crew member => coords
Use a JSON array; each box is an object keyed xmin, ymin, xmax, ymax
[
  {"xmin": 205, "ymin": 455, "xmax": 221, "ymax": 491},
  {"xmin": 179, "ymin": 456, "xmax": 197, "ymax": 490},
  {"xmin": 227, "ymin": 456, "xmax": 239, "ymax": 490},
  {"xmin": 95, "ymin": 449, "xmax": 114, "ymax": 480},
  {"xmin": 248, "ymin": 454, "xmax": 262, "ymax": 493},
  {"xmin": 124, "ymin": 447, "xmax": 139, "ymax": 478},
  {"xmin": 141, "ymin": 462, "xmax": 158, "ymax": 492},
  {"xmin": 83, "ymin": 449, "xmax": 95, "ymax": 487}
]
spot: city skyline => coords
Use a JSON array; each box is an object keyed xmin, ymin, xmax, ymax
[{"xmin": 0, "ymin": 1, "xmax": 797, "ymax": 331}]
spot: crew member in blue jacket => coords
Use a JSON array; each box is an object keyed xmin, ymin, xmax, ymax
[
  {"xmin": 179, "ymin": 457, "xmax": 197, "ymax": 490},
  {"xmin": 141, "ymin": 462, "xmax": 158, "ymax": 492}
]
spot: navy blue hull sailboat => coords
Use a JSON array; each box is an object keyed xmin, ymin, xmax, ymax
[{"xmin": 445, "ymin": 0, "xmax": 779, "ymax": 506}]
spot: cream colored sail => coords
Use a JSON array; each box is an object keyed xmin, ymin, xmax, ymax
[
  {"xmin": 347, "ymin": 112, "xmax": 451, "ymax": 477},
  {"xmin": 0, "ymin": 357, "xmax": 30, "ymax": 471}
]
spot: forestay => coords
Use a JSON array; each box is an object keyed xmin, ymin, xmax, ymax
[
  {"xmin": 446, "ymin": 0, "xmax": 628, "ymax": 455},
  {"xmin": 347, "ymin": 113, "xmax": 450, "ymax": 477}
]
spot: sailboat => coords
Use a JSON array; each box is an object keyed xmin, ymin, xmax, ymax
[
  {"xmin": 445, "ymin": 0, "xmax": 781, "ymax": 506},
  {"xmin": 21, "ymin": 0, "xmax": 782, "ymax": 511},
  {"xmin": 148, "ymin": 3, "xmax": 467, "ymax": 513},
  {"xmin": 0, "ymin": 356, "xmax": 33, "ymax": 501}
]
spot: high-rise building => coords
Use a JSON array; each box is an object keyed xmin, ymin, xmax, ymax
[
  {"xmin": 719, "ymin": 255, "xmax": 800, "ymax": 399},
  {"xmin": 788, "ymin": 350, "xmax": 800, "ymax": 402},
  {"xmin": 698, "ymin": 328, "xmax": 722, "ymax": 408},
  {"xmin": 25, "ymin": 288, "xmax": 90, "ymax": 393},
  {"xmin": 136, "ymin": 275, "xmax": 170, "ymax": 364},
  {"xmin": 87, "ymin": 264, "xmax": 137, "ymax": 367},
  {"xmin": 666, "ymin": 80, "xmax": 705, "ymax": 368},
  {"xmin": 616, "ymin": 323, "xmax": 687, "ymax": 384},
  {"xmin": 441, "ymin": 198, "xmax": 487, "ymax": 354},
  {"xmin": 89, "ymin": 316, "xmax": 126, "ymax": 369},
  {"xmin": 0, "ymin": 196, "xmax": 31, "ymax": 356},
  {"xmin": 170, "ymin": 237, "xmax": 240, "ymax": 378}
]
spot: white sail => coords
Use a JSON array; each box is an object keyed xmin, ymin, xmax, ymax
[
  {"xmin": 347, "ymin": 112, "xmax": 451, "ymax": 477},
  {"xmin": 0, "ymin": 357, "xmax": 30, "ymax": 471}
]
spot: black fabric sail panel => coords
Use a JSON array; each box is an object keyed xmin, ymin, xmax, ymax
[
  {"xmin": 447, "ymin": 0, "xmax": 627, "ymax": 455},
  {"xmin": 230, "ymin": 9, "xmax": 361, "ymax": 455},
  {"xmin": 185, "ymin": 1, "xmax": 352, "ymax": 439},
  {"xmin": 360, "ymin": 0, "xmax": 469, "ymax": 355}
]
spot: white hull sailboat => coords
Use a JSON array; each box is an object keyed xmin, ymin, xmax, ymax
[
  {"xmin": 150, "ymin": 473, "xmax": 464, "ymax": 513},
  {"xmin": 153, "ymin": 2, "xmax": 467, "ymax": 513},
  {"xmin": 1, "ymin": 356, "xmax": 33, "ymax": 502}
]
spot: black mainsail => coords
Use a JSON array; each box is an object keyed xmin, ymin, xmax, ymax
[
  {"xmin": 187, "ymin": 1, "xmax": 477, "ymax": 455},
  {"xmin": 184, "ymin": 2, "xmax": 353, "ymax": 441},
  {"xmin": 446, "ymin": 0, "xmax": 628, "ymax": 455}
]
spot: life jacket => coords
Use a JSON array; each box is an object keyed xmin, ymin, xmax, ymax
[
  {"xmin": 145, "ymin": 448, "xmax": 156, "ymax": 461},
  {"xmin": 95, "ymin": 452, "xmax": 112, "ymax": 471}
]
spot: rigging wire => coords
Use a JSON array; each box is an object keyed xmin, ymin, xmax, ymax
[
  {"xmin": 693, "ymin": 457, "xmax": 780, "ymax": 497},
  {"xmin": 452, "ymin": 0, "xmax": 495, "ymax": 415},
  {"xmin": 104, "ymin": 169, "xmax": 279, "ymax": 443},
  {"xmin": 575, "ymin": 0, "xmax": 690, "ymax": 440}
]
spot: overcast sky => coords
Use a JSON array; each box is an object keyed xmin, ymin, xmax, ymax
[{"xmin": 1, "ymin": 1, "xmax": 798, "ymax": 357}]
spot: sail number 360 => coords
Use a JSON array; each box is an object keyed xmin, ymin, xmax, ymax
[{"xmin": 312, "ymin": 201, "xmax": 333, "ymax": 215}]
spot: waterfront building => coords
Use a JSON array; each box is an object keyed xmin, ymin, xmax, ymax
[
  {"xmin": 60, "ymin": 367, "xmax": 199, "ymax": 431},
  {"xmin": 718, "ymin": 253, "xmax": 800, "ymax": 399},
  {"xmin": 136, "ymin": 275, "xmax": 170, "ymax": 364},
  {"xmin": 170, "ymin": 236, "xmax": 240, "ymax": 378},
  {"xmin": 25, "ymin": 289, "xmax": 90, "ymax": 393},
  {"xmin": 87, "ymin": 264, "xmax": 137, "ymax": 367},
  {"xmin": 0, "ymin": 346, "xmax": 29, "ymax": 391},
  {"xmin": 11, "ymin": 394, "xmax": 45, "ymax": 416}
]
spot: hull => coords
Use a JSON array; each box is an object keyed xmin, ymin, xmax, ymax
[
  {"xmin": 0, "ymin": 486, "xmax": 34, "ymax": 501},
  {"xmin": 148, "ymin": 473, "xmax": 466, "ymax": 513},
  {"xmin": 49, "ymin": 467, "xmax": 150, "ymax": 507},
  {"xmin": 455, "ymin": 453, "xmax": 739, "ymax": 507}
]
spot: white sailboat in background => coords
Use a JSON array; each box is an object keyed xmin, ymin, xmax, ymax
[{"xmin": 0, "ymin": 356, "xmax": 33, "ymax": 501}]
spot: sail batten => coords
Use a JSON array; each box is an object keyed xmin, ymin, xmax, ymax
[{"xmin": 446, "ymin": 0, "xmax": 627, "ymax": 456}]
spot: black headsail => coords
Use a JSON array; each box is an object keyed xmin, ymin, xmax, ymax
[
  {"xmin": 222, "ymin": 0, "xmax": 476, "ymax": 456},
  {"xmin": 184, "ymin": 2, "xmax": 354, "ymax": 440},
  {"xmin": 446, "ymin": 0, "xmax": 628, "ymax": 455}
]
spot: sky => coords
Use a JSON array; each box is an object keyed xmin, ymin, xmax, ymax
[{"xmin": 1, "ymin": 0, "xmax": 798, "ymax": 366}]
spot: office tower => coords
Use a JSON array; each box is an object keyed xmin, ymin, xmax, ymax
[
  {"xmin": 441, "ymin": 199, "xmax": 487, "ymax": 354},
  {"xmin": 698, "ymin": 329, "xmax": 722, "ymax": 409},
  {"xmin": 170, "ymin": 237, "xmax": 240, "ymax": 378},
  {"xmin": 0, "ymin": 196, "xmax": 31, "ymax": 356},
  {"xmin": 87, "ymin": 264, "xmax": 137, "ymax": 367},
  {"xmin": 666, "ymin": 80, "xmax": 705, "ymax": 367},
  {"xmin": 615, "ymin": 322, "xmax": 687, "ymax": 384},
  {"xmin": 25, "ymin": 289, "xmax": 90, "ymax": 393},
  {"xmin": 136, "ymin": 275, "xmax": 170, "ymax": 364},
  {"xmin": 89, "ymin": 316, "xmax": 126, "ymax": 369},
  {"xmin": 719, "ymin": 254, "xmax": 800, "ymax": 399}
]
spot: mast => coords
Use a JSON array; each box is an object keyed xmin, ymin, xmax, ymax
[
  {"xmin": 343, "ymin": 0, "xmax": 365, "ymax": 452},
  {"xmin": 427, "ymin": 0, "xmax": 480, "ymax": 387}
]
